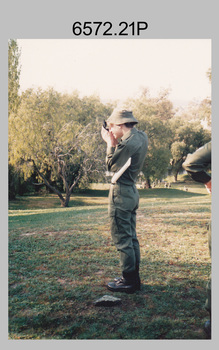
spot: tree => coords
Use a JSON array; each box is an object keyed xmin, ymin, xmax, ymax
[
  {"xmin": 9, "ymin": 88, "xmax": 112, "ymax": 206},
  {"xmin": 179, "ymin": 99, "xmax": 211, "ymax": 131},
  {"xmin": 136, "ymin": 87, "xmax": 174, "ymax": 121},
  {"xmin": 169, "ymin": 117, "xmax": 211, "ymax": 181},
  {"xmin": 8, "ymin": 39, "xmax": 22, "ymax": 199},
  {"xmin": 206, "ymin": 68, "xmax": 211, "ymax": 83},
  {"xmin": 140, "ymin": 116, "xmax": 172, "ymax": 187},
  {"xmin": 125, "ymin": 89, "xmax": 173, "ymax": 187},
  {"xmin": 8, "ymin": 39, "xmax": 21, "ymax": 115},
  {"xmin": 169, "ymin": 68, "xmax": 211, "ymax": 182},
  {"xmin": 177, "ymin": 69, "xmax": 212, "ymax": 130}
]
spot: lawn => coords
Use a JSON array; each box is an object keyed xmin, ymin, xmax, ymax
[{"xmin": 8, "ymin": 182, "xmax": 211, "ymax": 339}]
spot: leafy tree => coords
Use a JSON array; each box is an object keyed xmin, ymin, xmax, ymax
[
  {"xmin": 177, "ymin": 69, "xmax": 211, "ymax": 130},
  {"xmin": 169, "ymin": 68, "xmax": 211, "ymax": 181},
  {"xmin": 8, "ymin": 39, "xmax": 21, "ymax": 115},
  {"xmin": 9, "ymin": 88, "xmax": 112, "ymax": 207},
  {"xmin": 179, "ymin": 99, "xmax": 211, "ymax": 131},
  {"xmin": 8, "ymin": 39, "xmax": 22, "ymax": 199},
  {"xmin": 136, "ymin": 87, "xmax": 174, "ymax": 121},
  {"xmin": 126, "ymin": 89, "xmax": 173, "ymax": 187},
  {"xmin": 140, "ymin": 116, "xmax": 172, "ymax": 187},
  {"xmin": 206, "ymin": 68, "xmax": 211, "ymax": 83},
  {"xmin": 169, "ymin": 117, "xmax": 211, "ymax": 181}
]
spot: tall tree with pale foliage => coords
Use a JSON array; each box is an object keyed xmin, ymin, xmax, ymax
[
  {"xmin": 8, "ymin": 39, "xmax": 22, "ymax": 199},
  {"xmin": 9, "ymin": 87, "xmax": 112, "ymax": 207}
]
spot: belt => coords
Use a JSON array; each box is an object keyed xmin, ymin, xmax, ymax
[
  {"xmin": 111, "ymin": 157, "xmax": 131, "ymax": 184},
  {"xmin": 111, "ymin": 181, "xmax": 135, "ymax": 186}
]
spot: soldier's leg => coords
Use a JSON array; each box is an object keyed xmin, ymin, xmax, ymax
[
  {"xmin": 107, "ymin": 184, "xmax": 140, "ymax": 292},
  {"xmin": 130, "ymin": 209, "xmax": 141, "ymax": 289},
  {"xmin": 107, "ymin": 209, "xmax": 140, "ymax": 292},
  {"xmin": 110, "ymin": 207, "xmax": 136, "ymax": 273},
  {"xmin": 108, "ymin": 183, "xmax": 138, "ymax": 273},
  {"xmin": 130, "ymin": 210, "xmax": 140, "ymax": 267}
]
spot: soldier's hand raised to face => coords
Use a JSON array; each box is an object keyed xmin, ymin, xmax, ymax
[{"xmin": 101, "ymin": 126, "xmax": 118, "ymax": 147}]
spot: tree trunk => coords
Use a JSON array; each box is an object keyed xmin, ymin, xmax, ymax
[
  {"xmin": 174, "ymin": 173, "xmax": 178, "ymax": 182},
  {"xmin": 31, "ymin": 159, "xmax": 67, "ymax": 206},
  {"xmin": 145, "ymin": 178, "xmax": 151, "ymax": 189},
  {"xmin": 61, "ymin": 192, "xmax": 71, "ymax": 207},
  {"xmin": 30, "ymin": 158, "xmax": 84, "ymax": 208}
]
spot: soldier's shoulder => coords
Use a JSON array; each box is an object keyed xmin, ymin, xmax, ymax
[
  {"xmin": 196, "ymin": 141, "xmax": 211, "ymax": 156},
  {"xmin": 137, "ymin": 129, "xmax": 148, "ymax": 142}
]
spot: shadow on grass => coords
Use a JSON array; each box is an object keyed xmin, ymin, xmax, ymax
[
  {"xmin": 80, "ymin": 189, "xmax": 109, "ymax": 197},
  {"xmin": 139, "ymin": 188, "xmax": 206, "ymax": 199},
  {"xmin": 8, "ymin": 214, "xmax": 210, "ymax": 339},
  {"xmin": 9, "ymin": 188, "xmax": 206, "ymax": 211},
  {"xmin": 8, "ymin": 276, "xmax": 209, "ymax": 339},
  {"xmin": 9, "ymin": 190, "xmax": 110, "ymax": 211},
  {"xmin": 8, "ymin": 206, "xmax": 108, "ymax": 233}
]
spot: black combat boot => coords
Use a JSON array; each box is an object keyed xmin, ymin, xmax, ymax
[
  {"xmin": 107, "ymin": 270, "xmax": 139, "ymax": 293},
  {"xmin": 113, "ymin": 265, "xmax": 141, "ymax": 291}
]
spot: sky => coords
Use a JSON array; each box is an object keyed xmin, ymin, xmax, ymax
[{"xmin": 17, "ymin": 39, "xmax": 211, "ymax": 108}]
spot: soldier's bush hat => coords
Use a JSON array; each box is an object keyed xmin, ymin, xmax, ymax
[{"xmin": 107, "ymin": 109, "xmax": 138, "ymax": 125}]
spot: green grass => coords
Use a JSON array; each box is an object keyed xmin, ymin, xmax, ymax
[{"xmin": 8, "ymin": 183, "xmax": 211, "ymax": 339}]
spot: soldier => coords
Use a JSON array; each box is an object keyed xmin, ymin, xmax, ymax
[
  {"xmin": 101, "ymin": 109, "xmax": 148, "ymax": 293},
  {"xmin": 182, "ymin": 141, "xmax": 211, "ymax": 338}
]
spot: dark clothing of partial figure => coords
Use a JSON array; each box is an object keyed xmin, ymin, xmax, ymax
[
  {"xmin": 182, "ymin": 142, "xmax": 211, "ymax": 184},
  {"xmin": 182, "ymin": 141, "xmax": 211, "ymax": 315}
]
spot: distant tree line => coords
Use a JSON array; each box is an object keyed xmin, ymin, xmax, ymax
[{"xmin": 8, "ymin": 40, "xmax": 211, "ymax": 206}]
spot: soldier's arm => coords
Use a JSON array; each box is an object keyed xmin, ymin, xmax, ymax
[
  {"xmin": 106, "ymin": 142, "xmax": 131, "ymax": 173},
  {"xmin": 182, "ymin": 142, "xmax": 211, "ymax": 184}
]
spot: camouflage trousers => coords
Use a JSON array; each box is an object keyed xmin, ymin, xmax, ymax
[{"xmin": 108, "ymin": 182, "xmax": 140, "ymax": 274}]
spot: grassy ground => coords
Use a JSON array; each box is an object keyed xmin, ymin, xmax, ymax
[{"xmin": 8, "ymin": 182, "xmax": 211, "ymax": 339}]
